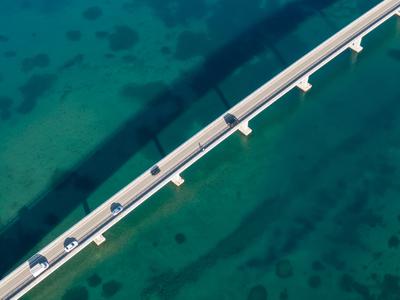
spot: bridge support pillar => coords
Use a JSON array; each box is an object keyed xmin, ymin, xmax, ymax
[
  {"xmin": 297, "ymin": 76, "xmax": 312, "ymax": 92},
  {"xmin": 396, "ymin": 10, "xmax": 400, "ymax": 17},
  {"xmin": 94, "ymin": 234, "xmax": 106, "ymax": 246},
  {"xmin": 171, "ymin": 174, "xmax": 184, "ymax": 186},
  {"xmin": 349, "ymin": 37, "xmax": 363, "ymax": 53},
  {"xmin": 238, "ymin": 121, "xmax": 252, "ymax": 136}
]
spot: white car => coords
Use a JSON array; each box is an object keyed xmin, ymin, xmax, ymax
[
  {"xmin": 30, "ymin": 261, "xmax": 49, "ymax": 277},
  {"xmin": 111, "ymin": 204, "xmax": 123, "ymax": 216},
  {"xmin": 64, "ymin": 240, "xmax": 78, "ymax": 253}
]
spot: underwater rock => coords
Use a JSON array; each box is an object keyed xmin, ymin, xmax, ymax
[
  {"xmin": 21, "ymin": 53, "xmax": 50, "ymax": 72},
  {"xmin": 388, "ymin": 235, "xmax": 399, "ymax": 248},
  {"xmin": 108, "ymin": 26, "xmax": 139, "ymax": 51},
  {"xmin": 66, "ymin": 30, "xmax": 81, "ymax": 41},
  {"xmin": 0, "ymin": 96, "xmax": 13, "ymax": 120},
  {"xmin": 378, "ymin": 274, "xmax": 400, "ymax": 299},
  {"xmin": 312, "ymin": 260, "xmax": 325, "ymax": 271},
  {"xmin": 275, "ymin": 259, "xmax": 293, "ymax": 278},
  {"xmin": 0, "ymin": 35, "xmax": 9, "ymax": 42},
  {"xmin": 247, "ymin": 284, "xmax": 268, "ymax": 300},
  {"xmin": 308, "ymin": 275, "xmax": 321, "ymax": 288},
  {"xmin": 60, "ymin": 54, "xmax": 84, "ymax": 70},
  {"xmin": 18, "ymin": 73, "xmax": 56, "ymax": 114},
  {"xmin": 175, "ymin": 233, "xmax": 186, "ymax": 244},
  {"xmin": 83, "ymin": 6, "xmax": 103, "ymax": 20},
  {"xmin": 388, "ymin": 49, "xmax": 400, "ymax": 61},
  {"xmin": 102, "ymin": 280, "xmax": 122, "ymax": 298},
  {"xmin": 339, "ymin": 274, "xmax": 372, "ymax": 300},
  {"xmin": 279, "ymin": 289, "xmax": 288, "ymax": 300},
  {"xmin": 4, "ymin": 50, "xmax": 16, "ymax": 58},
  {"xmin": 87, "ymin": 274, "xmax": 102, "ymax": 287}
]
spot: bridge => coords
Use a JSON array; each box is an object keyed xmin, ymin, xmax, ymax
[{"xmin": 1, "ymin": 0, "xmax": 399, "ymax": 298}]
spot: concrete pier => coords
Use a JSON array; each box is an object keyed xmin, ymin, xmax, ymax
[
  {"xmin": 171, "ymin": 174, "xmax": 184, "ymax": 186},
  {"xmin": 297, "ymin": 76, "xmax": 312, "ymax": 92},
  {"xmin": 349, "ymin": 37, "xmax": 364, "ymax": 53},
  {"xmin": 396, "ymin": 10, "xmax": 400, "ymax": 16},
  {"xmin": 238, "ymin": 121, "xmax": 252, "ymax": 136},
  {"xmin": 93, "ymin": 234, "xmax": 106, "ymax": 246}
]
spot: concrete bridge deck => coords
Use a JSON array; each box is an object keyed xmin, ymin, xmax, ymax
[{"xmin": 1, "ymin": 0, "xmax": 399, "ymax": 298}]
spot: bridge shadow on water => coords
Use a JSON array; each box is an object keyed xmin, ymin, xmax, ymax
[{"xmin": 0, "ymin": 0, "xmax": 346, "ymax": 277}]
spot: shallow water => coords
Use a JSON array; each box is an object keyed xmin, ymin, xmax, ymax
[{"xmin": 1, "ymin": 0, "xmax": 399, "ymax": 299}]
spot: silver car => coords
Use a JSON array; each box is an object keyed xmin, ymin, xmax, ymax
[
  {"xmin": 30, "ymin": 261, "xmax": 49, "ymax": 277},
  {"xmin": 111, "ymin": 204, "xmax": 123, "ymax": 216}
]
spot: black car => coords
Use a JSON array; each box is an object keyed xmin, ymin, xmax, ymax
[
  {"xmin": 150, "ymin": 165, "xmax": 161, "ymax": 176},
  {"xmin": 224, "ymin": 113, "xmax": 239, "ymax": 128}
]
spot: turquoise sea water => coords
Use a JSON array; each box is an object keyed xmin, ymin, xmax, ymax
[{"xmin": 1, "ymin": 0, "xmax": 400, "ymax": 299}]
